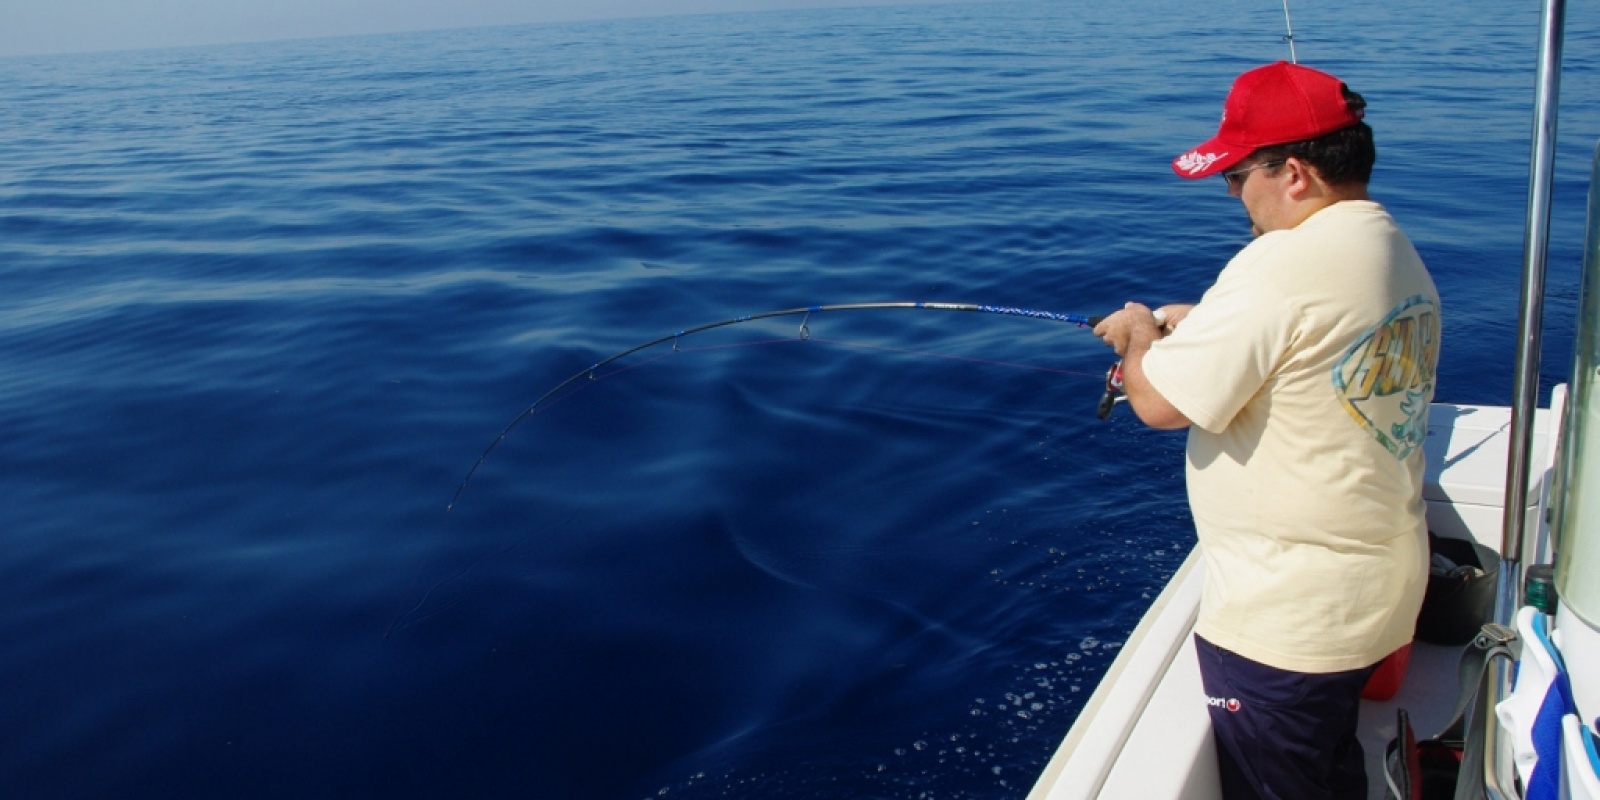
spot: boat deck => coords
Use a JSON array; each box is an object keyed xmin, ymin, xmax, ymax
[
  {"xmin": 1027, "ymin": 397, "xmax": 1561, "ymax": 800},
  {"xmin": 1358, "ymin": 639, "xmax": 1470, "ymax": 799}
]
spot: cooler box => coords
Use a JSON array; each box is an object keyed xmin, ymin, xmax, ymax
[{"xmin": 1421, "ymin": 396, "xmax": 1560, "ymax": 558}]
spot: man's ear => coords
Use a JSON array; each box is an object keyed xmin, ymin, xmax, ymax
[{"xmin": 1283, "ymin": 157, "xmax": 1320, "ymax": 198}]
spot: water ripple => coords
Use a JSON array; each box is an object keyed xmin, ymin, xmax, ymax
[{"xmin": 0, "ymin": 1, "xmax": 1596, "ymax": 797}]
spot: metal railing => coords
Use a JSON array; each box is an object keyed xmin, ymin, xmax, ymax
[{"xmin": 1489, "ymin": 0, "xmax": 1568, "ymax": 794}]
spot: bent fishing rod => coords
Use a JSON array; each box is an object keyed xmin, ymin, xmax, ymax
[{"xmin": 447, "ymin": 301, "xmax": 1122, "ymax": 511}]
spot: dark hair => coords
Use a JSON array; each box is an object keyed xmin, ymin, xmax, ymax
[{"xmin": 1255, "ymin": 87, "xmax": 1375, "ymax": 185}]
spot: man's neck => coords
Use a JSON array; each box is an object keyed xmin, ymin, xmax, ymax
[{"xmin": 1286, "ymin": 182, "xmax": 1370, "ymax": 229}]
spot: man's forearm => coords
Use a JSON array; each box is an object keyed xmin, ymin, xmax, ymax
[{"xmin": 1122, "ymin": 340, "xmax": 1191, "ymax": 430}]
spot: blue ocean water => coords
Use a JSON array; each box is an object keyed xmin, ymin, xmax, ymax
[{"xmin": 2, "ymin": 1, "xmax": 1597, "ymax": 797}]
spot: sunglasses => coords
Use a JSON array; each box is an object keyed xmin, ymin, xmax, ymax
[{"xmin": 1222, "ymin": 160, "xmax": 1286, "ymax": 189}]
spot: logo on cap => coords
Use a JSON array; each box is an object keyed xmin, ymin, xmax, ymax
[{"xmin": 1176, "ymin": 151, "xmax": 1226, "ymax": 175}]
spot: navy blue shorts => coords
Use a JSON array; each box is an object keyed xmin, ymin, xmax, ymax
[{"xmin": 1194, "ymin": 634, "xmax": 1378, "ymax": 800}]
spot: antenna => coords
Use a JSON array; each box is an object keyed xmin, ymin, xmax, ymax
[{"xmin": 1280, "ymin": 0, "xmax": 1298, "ymax": 63}]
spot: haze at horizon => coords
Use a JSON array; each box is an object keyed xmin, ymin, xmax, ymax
[{"xmin": 1, "ymin": 0, "xmax": 959, "ymax": 58}]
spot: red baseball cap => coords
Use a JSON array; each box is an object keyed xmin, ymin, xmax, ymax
[{"xmin": 1172, "ymin": 61, "xmax": 1365, "ymax": 179}]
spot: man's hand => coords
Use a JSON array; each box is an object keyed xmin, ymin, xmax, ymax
[
  {"xmin": 1093, "ymin": 302, "xmax": 1165, "ymax": 356},
  {"xmin": 1090, "ymin": 301, "xmax": 1192, "ymax": 430}
]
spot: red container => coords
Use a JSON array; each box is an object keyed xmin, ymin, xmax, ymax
[{"xmin": 1361, "ymin": 643, "xmax": 1412, "ymax": 701}]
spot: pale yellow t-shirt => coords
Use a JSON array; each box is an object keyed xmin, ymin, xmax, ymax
[{"xmin": 1143, "ymin": 200, "xmax": 1440, "ymax": 673}]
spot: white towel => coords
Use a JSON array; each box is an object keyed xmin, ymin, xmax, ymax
[{"xmin": 1496, "ymin": 605, "xmax": 1572, "ymax": 798}]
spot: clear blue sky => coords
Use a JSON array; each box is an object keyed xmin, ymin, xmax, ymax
[{"xmin": 1, "ymin": 0, "xmax": 937, "ymax": 58}]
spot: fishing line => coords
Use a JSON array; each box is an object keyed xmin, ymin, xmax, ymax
[
  {"xmin": 532, "ymin": 335, "xmax": 1097, "ymax": 426},
  {"xmin": 611, "ymin": 335, "xmax": 1097, "ymax": 383},
  {"xmin": 447, "ymin": 301, "xmax": 1105, "ymax": 511},
  {"xmin": 801, "ymin": 336, "xmax": 1101, "ymax": 378},
  {"xmin": 383, "ymin": 514, "xmax": 575, "ymax": 639}
]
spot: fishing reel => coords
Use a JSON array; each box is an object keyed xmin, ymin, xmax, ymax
[
  {"xmin": 1096, "ymin": 308, "xmax": 1166, "ymax": 421},
  {"xmin": 1096, "ymin": 362, "xmax": 1126, "ymax": 420}
]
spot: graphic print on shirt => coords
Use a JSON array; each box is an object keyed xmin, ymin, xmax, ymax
[{"xmin": 1332, "ymin": 295, "xmax": 1440, "ymax": 459}]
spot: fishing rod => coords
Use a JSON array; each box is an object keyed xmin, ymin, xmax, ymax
[
  {"xmin": 1281, "ymin": 0, "xmax": 1298, "ymax": 63},
  {"xmin": 447, "ymin": 301, "xmax": 1108, "ymax": 511}
]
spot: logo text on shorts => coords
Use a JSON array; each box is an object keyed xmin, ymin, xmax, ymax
[{"xmin": 1206, "ymin": 695, "xmax": 1241, "ymax": 712}]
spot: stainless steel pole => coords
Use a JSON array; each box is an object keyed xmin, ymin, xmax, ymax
[
  {"xmin": 1501, "ymin": 0, "xmax": 1566, "ymax": 610},
  {"xmin": 1486, "ymin": 1, "xmax": 1568, "ymax": 797}
]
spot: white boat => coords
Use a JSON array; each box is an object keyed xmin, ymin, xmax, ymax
[{"xmin": 1026, "ymin": 0, "xmax": 1600, "ymax": 797}]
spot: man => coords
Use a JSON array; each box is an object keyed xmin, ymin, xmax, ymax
[{"xmin": 1093, "ymin": 62, "xmax": 1440, "ymax": 800}]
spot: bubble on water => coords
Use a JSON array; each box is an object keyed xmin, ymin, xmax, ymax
[{"xmin": 636, "ymin": 635, "xmax": 1110, "ymax": 800}]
